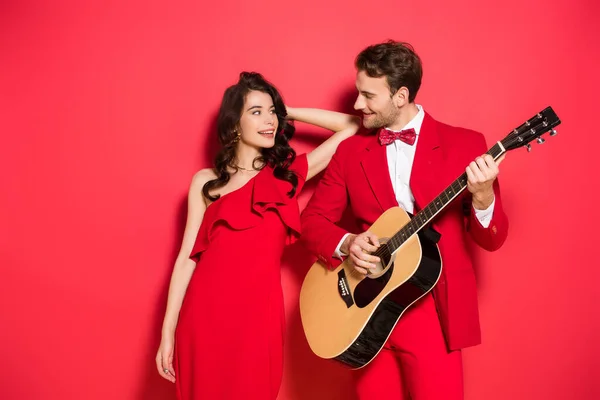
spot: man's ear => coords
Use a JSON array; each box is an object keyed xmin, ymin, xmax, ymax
[{"xmin": 393, "ymin": 86, "xmax": 410, "ymax": 108}]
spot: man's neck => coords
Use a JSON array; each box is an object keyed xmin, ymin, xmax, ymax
[{"xmin": 386, "ymin": 103, "xmax": 419, "ymax": 131}]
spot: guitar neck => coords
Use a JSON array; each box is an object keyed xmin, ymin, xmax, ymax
[{"xmin": 386, "ymin": 142, "xmax": 506, "ymax": 253}]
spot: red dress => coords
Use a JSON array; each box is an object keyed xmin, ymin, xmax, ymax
[{"xmin": 174, "ymin": 154, "xmax": 308, "ymax": 400}]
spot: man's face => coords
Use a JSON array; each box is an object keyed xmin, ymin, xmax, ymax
[{"xmin": 354, "ymin": 70, "xmax": 400, "ymax": 129}]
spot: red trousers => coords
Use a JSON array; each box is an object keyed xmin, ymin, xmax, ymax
[{"xmin": 354, "ymin": 294, "xmax": 464, "ymax": 400}]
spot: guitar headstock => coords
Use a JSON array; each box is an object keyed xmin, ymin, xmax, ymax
[{"xmin": 500, "ymin": 107, "xmax": 561, "ymax": 153}]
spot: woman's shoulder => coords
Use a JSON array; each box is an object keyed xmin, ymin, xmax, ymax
[
  {"xmin": 188, "ymin": 168, "xmax": 218, "ymax": 208},
  {"xmin": 191, "ymin": 168, "xmax": 217, "ymax": 187}
]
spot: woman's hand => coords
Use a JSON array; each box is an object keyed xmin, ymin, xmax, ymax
[{"xmin": 156, "ymin": 335, "xmax": 176, "ymax": 383}]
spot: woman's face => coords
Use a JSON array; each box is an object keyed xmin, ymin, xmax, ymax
[{"xmin": 237, "ymin": 90, "xmax": 279, "ymax": 149}]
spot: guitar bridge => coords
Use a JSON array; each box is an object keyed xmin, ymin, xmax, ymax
[{"xmin": 337, "ymin": 269, "xmax": 354, "ymax": 308}]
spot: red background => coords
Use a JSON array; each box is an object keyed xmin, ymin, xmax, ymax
[{"xmin": 1, "ymin": 0, "xmax": 598, "ymax": 399}]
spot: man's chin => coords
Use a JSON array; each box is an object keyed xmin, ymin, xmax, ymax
[{"xmin": 363, "ymin": 120, "xmax": 383, "ymax": 130}]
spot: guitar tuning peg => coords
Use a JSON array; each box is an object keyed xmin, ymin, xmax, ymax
[
  {"xmin": 526, "ymin": 144, "xmax": 532, "ymax": 152},
  {"xmin": 537, "ymin": 137, "xmax": 545, "ymax": 144},
  {"xmin": 550, "ymin": 129, "xmax": 558, "ymax": 136}
]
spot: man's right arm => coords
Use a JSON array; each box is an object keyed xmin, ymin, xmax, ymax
[{"xmin": 300, "ymin": 146, "xmax": 351, "ymax": 269}]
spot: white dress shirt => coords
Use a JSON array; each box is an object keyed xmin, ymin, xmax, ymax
[{"xmin": 334, "ymin": 105, "xmax": 495, "ymax": 258}]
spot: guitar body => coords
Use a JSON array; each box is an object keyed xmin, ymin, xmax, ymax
[{"xmin": 299, "ymin": 206, "xmax": 442, "ymax": 369}]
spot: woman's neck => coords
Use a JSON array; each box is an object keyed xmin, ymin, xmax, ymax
[{"xmin": 234, "ymin": 143, "xmax": 263, "ymax": 171}]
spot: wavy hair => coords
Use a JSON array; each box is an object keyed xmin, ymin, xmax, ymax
[
  {"xmin": 202, "ymin": 72, "xmax": 298, "ymax": 202},
  {"xmin": 355, "ymin": 40, "xmax": 423, "ymax": 102}
]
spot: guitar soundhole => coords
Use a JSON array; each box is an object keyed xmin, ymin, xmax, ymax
[{"xmin": 353, "ymin": 264, "xmax": 394, "ymax": 308}]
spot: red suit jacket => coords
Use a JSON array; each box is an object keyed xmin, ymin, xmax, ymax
[{"xmin": 300, "ymin": 112, "xmax": 509, "ymax": 350}]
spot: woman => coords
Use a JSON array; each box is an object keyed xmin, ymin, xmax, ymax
[{"xmin": 155, "ymin": 72, "xmax": 360, "ymax": 399}]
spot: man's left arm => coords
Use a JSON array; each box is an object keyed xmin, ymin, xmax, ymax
[{"xmin": 464, "ymin": 135, "xmax": 509, "ymax": 251}]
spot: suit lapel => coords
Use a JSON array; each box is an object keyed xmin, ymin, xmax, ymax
[
  {"xmin": 360, "ymin": 134, "xmax": 398, "ymax": 212},
  {"xmin": 410, "ymin": 113, "xmax": 446, "ymax": 210}
]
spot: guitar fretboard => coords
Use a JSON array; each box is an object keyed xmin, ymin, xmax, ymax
[{"xmin": 383, "ymin": 142, "xmax": 504, "ymax": 254}]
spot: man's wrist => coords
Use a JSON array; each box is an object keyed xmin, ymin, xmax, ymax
[
  {"xmin": 472, "ymin": 190, "xmax": 494, "ymax": 210},
  {"xmin": 340, "ymin": 234, "xmax": 356, "ymax": 255}
]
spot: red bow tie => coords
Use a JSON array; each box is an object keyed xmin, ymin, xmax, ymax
[{"xmin": 378, "ymin": 128, "xmax": 417, "ymax": 146}]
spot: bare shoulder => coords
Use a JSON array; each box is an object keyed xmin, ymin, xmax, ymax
[
  {"xmin": 188, "ymin": 168, "xmax": 217, "ymax": 207},
  {"xmin": 191, "ymin": 168, "xmax": 217, "ymax": 188},
  {"xmin": 183, "ymin": 168, "xmax": 216, "ymax": 213}
]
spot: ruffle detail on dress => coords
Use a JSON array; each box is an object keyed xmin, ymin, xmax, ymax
[{"xmin": 189, "ymin": 154, "xmax": 308, "ymax": 261}]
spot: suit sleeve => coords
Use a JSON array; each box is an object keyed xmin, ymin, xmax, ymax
[
  {"xmin": 464, "ymin": 133, "xmax": 509, "ymax": 251},
  {"xmin": 300, "ymin": 145, "xmax": 350, "ymax": 269}
]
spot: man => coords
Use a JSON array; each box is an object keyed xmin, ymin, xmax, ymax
[{"xmin": 300, "ymin": 40, "xmax": 508, "ymax": 399}]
